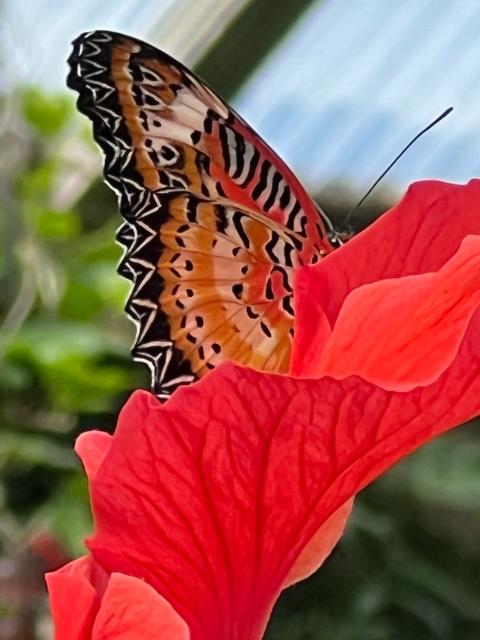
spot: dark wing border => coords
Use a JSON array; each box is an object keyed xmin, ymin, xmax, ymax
[{"xmin": 67, "ymin": 30, "xmax": 196, "ymax": 397}]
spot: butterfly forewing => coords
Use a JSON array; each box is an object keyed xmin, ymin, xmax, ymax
[{"xmin": 67, "ymin": 30, "xmax": 334, "ymax": 397}]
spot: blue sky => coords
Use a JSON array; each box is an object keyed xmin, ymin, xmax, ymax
[
  {"xmin": 235, "ymin": 0, "xmax": 480, "ymax": 191},
  {"xmin": 5, "ymin": 0, "xmax": 480, "ymax": 193}
]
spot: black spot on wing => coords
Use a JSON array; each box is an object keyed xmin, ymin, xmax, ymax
[
  {"xmin": 232, "ymin": 212, "xmax": 251, "ymax": 249},
  {"xmin": 265, "ymin": 231, "xmax": 281, "ymax": 264},
  {"xmin": 282, "ymin": 295, "xmax": 294, "ymax": 316},
  {"xmin": 219, "ymin": 124, "xmax": 231, "ymax": 174},
  {"xmin": 232, "ymin": 283, "xmax": 244, "ymax": 300},
  {"xmin": 284, "ymin": 243, "xmax": 294, "ymax": 267},
  {"xmin": 231, "ymin": 129, "xmax": 246, "ymax": 180},
  {"xmin": 251, "ymin": 159, "xmax": 271, "ymax": 201},
  {"xmin": 186, "ymin": 197, "xmax": 198, "ymax": 222},
  {"xmin": 191, "ymin": 130, "xmax": 201, "ymax": 144},
  {"xmin": 260, "ymin": 321, "xmax": 272, "ymax": 338},
  {"xmin": 262, "ymin": 171, "xmax": 282, "ymax": 212},
  {"xmin": 240, "ymin": 145, "xmax": 260, "ymax": 188},
  {"xmin": 272, "ymin": 265, "xmax": 292, "ymax": 293},
  {"xmin": 204, "ymin": 117, "xmax": 213, "ymax": 134},
  {"xmin": 286, "ymin": 201, "xmax": 301, "ymax": 230},
  {"xmin": 265, "ymin": 278, "xmax": 275, "ymax": 300}
]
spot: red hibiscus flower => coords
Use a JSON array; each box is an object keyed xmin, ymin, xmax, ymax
[{"xmin": 47, "ymin": 180, "xmax": 480, "ymax": 640}]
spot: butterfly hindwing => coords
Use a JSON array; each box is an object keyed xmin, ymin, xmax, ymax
[{"xmin": 67, "ymin": 30, "xmax": 334, "ymax": 396}]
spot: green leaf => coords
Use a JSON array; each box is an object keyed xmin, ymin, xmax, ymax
[
  {"xmin": 0, "ymin": 431, "xmax": 75, "ymax": 469},
  {"xmin": 21, "ymin": 88, "xmax": 74, "ymax": 137},
  {"xmin": 34, "ymin": 208, "xmax": 81, "ymax": 239},
  {"xmin": 32, "ymin": 473, "xmax": 91, "ymax": 555}
]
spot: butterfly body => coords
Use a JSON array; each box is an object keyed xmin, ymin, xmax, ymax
[{"xmin": 68, "ymin": 30, "xmax": 336, "ymax": 397}]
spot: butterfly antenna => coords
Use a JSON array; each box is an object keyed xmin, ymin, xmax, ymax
[{"xmin": 341, "ymin": 107, "xmax": 453, "ymax": 230}]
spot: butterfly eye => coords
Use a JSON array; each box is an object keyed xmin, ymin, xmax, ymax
[{"xmin": 328, "ymin": 231, "xmax": 351, "ymax": 247}]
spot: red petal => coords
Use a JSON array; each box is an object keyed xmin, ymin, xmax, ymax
[
  {"xmin": 289, "ymin": 295, "xmax": 331, "ymax": 377},
  {"xmin": 92, "ymin": 573, "xmax": 189, "ymax": 640},
  {"xmin": 76, "ymin": 431, "xmax": 113, "ymax": 482},
  {"xmin": 293, "ymin": 180, "xmax": 480, "ymax": 369},
  {"xmin": 86, "ymin": 314, "xmax": 480, "ymax": 640},
  {"xmin": 46, "ymin": 556, "xmax": 102, "ymax": 640},
  {"xmin": 282, "ymin": 498, "xmax": 353, "ymax": 588},
  {"xmin": 315, "ymin": 235, "xmax": 480, "ymax": 387}
]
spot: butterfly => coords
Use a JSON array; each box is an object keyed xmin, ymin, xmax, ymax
[{"xmin": 67, "ymin": 30, "xmax": 340, "ymax": 398}]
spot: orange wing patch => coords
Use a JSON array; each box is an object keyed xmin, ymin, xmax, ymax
[
  {"xmin": 110, "ymin": 37, "xmax": 225, "ymax": 197},
  {"xmin": 158, "ymin": 194, "xmax": 303, "ymax": 376}
]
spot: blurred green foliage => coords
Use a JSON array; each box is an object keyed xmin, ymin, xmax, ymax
[
  {"xmin": 0, "ymin": 85, "xmax": 479, "ymax": 640},
  {"xmin": 0, "ymin": 88, "xmax": 147, "ymax": 586}
]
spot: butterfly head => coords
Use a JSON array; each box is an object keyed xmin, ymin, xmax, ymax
[{"xmin": 315, "ymin": 202, "xmax": 351, "ymax": 249}]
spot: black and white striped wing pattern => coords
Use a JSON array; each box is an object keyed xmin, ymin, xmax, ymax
[{"xmin": 67, "ymin": 30, "xmax": 336, "ymax": 397}]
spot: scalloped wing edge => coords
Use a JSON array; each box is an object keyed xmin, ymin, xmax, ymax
[{"xmin": 67, "ymin": 31, "xmax": 196, "ymax": 398}]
